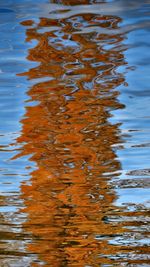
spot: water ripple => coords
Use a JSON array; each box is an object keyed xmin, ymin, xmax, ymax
[{"xmin": 0, "ymin": 0, "xmax": 150, "ymax": 266}]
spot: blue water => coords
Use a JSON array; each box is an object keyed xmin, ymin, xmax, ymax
[{"xmin": 0, "ymin": 0, "xmax": 150, "ymax": 266}]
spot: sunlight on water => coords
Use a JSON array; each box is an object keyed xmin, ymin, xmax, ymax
[{"xmin": 0, "ymin": 0, "xmax": 150, "ymax": 266}]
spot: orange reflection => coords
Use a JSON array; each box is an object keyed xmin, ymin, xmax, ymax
[{"xmin": 16, "ymin": 4, "xmax": 135, "ymax": 267}]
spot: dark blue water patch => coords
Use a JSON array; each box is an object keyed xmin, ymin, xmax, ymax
[{"xmin": 0, "ymin": 8, "xmax": 14, "ymax": 13}]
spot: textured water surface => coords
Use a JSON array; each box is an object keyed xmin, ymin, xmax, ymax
[{"xmin": 0, "ymin": 0, "xmax": 150, "ymax": 266}]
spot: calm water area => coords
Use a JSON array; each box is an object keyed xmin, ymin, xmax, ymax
[{"xmin": 0, "ymin": 0, "xmax": 150, "ymax": 266}]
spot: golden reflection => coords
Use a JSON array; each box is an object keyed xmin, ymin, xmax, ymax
[{"xmin": 14, "ymin": 3, "xmax": 145, "ymax": 266}]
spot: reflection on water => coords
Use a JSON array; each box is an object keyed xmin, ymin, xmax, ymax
[{"xmin": 0, "ymin": 0, "xmax": 150, "ymax": 266}]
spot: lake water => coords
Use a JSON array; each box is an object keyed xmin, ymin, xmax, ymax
[{"xmin": 0, "ymin": 0, "xmax": 150, "ymax": 266}]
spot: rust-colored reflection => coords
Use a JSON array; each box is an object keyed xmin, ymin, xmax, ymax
[{"xmin": 14, "ymin": 3, "xmax": 148, "ymax": 266}]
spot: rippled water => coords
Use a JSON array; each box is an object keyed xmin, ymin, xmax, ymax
[{"xmin": 0, "ymin": 0, "xmax": 150, "ymax": 266}]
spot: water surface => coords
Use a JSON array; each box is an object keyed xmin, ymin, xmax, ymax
[{"xmin": 0, "ymin": 0, "xmax": 150, "ymax": 266}]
